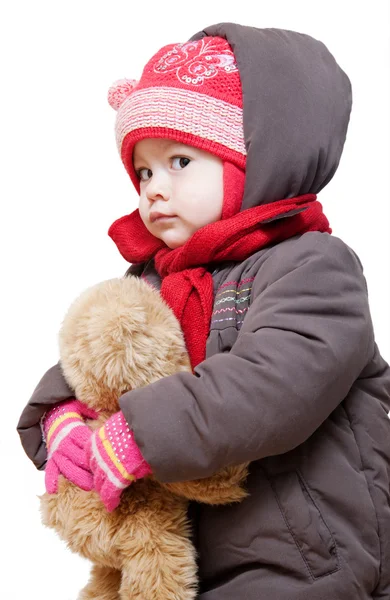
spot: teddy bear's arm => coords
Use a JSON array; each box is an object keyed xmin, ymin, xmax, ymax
[{"xmin": 160, "ymin": 462, "xmax": 249, "ymax": 505}]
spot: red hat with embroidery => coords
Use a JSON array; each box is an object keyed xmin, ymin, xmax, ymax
[{"xmin": 108, "ymin": 37, "xmax": 246, "ymax": 219}]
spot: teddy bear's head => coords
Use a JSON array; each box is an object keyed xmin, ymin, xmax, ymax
[{"xmin": 58, "ymin": 277, "xmax": 191, "ymax": 414}]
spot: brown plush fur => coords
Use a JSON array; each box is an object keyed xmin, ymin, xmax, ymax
[{"xmin": 40, "ymin": 277, "xmax": 248, "ymax": 600}]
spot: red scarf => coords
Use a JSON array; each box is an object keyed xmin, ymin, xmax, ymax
[{"xmin": 109, "ymin": 194, "xmax": 331, "ymax": 370}]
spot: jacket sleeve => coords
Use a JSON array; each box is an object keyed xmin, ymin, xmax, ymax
[
  {"xmin": 119, "ymin": 233, "xmax": 375, "ymax": 482},
  {"xmin": 16, "ymin": 362, "xmax": 75, "ymax": 470}
]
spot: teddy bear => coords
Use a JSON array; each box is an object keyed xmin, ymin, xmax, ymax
[{"xmin": 40, "ymin": 276, "xmax": 249, "ymax": 600}]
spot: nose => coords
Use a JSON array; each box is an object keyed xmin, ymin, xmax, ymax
[{"xmin": 145, "ymin": 169, "xmax": 170, "ymax": 203}]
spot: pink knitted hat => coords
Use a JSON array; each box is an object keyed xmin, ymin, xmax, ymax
[{"xmin": 108, "ymin": 37, "xmax": 247, "ymax": 219}]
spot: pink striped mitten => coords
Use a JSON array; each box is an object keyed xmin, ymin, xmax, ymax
[
  {"xmin": 43, "ymin": 399, "xmax": 98, "ymax": 494},
  {"xmin": 86, "ymin": 411, "xmax": 152, "ymax": 512}
]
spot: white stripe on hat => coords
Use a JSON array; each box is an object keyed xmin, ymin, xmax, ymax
[{"xmin": 117, "ymin": 86, "xmax": 246, "ymax": 156}]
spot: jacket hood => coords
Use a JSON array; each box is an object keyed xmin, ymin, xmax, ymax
[{"xmin": 190, "ymin": 23, "xmax": 352, "ymax": 210}]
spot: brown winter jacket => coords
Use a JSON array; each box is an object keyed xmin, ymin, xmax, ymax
[{"xmin": 17, "ymin": 23, "xmax": 390, "ymax": 599}]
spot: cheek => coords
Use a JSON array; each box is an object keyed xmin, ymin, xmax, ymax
[
  {"xmin": 201, "ymin": 163, "xmax": 224, "ymax": 203},
  {"xmin": 198, "ymin": 176, "xmax": 224, "ymax": 218},
  {"xmin": 138, "ymin": 195, "xmax": 147, "ymax": 218},
  {"xmin": 214, "ymin": 170, "xmax": 224, "ymax": 207},
  {"xmin": 138, "ymin": 196, "xmax": 151, "ymax": 229},
  {"xmin": 213, "ymin": 179, "xmax": 224, "ymax": 217}
]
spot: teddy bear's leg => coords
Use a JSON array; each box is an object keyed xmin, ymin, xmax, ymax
[
  {"xmin": 78, "ymin": 565, "xmax": 121, "ymax": 600},
  {"xmin": 119, "ymin": 531, "xmax": 197, "ymax": 600}
]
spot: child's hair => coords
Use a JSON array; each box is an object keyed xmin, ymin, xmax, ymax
[{"xmin": 108, "ymin": 37, "xmax": 247, "ymax": 220}]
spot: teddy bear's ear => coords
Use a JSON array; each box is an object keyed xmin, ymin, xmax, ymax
[{"xmin": 107, "ymin": 78, "xmax": 138, "ymax": 110}]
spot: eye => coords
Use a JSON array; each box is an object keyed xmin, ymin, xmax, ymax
[
  {"xmin": 172, "ymin": 156, "xmax": 191, "ymax": 170},
  {"xmin": 137, "ymin": 168, "xmax": 152, "ymax": 182}
]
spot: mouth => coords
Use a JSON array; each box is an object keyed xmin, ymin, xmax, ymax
[{"xmin": 149, "ymin": 212, "xmax": 177, "ymax": 223}]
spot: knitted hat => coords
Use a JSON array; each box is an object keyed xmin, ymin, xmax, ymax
[{"xmin": 108, "ymin": 37, "xmax": 247, "ymax": 219}]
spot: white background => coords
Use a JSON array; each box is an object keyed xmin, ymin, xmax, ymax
[{"xmin": 1, "ymin": 1, "xmax": 389, "ymax": 598}]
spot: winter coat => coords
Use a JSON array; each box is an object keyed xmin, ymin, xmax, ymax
[
  {"xmin": 17, "ymin": 23, "xmax": 390, "ymax": 599},
  {"xmin": 17, "ymin": 231, "xmax": 390, "ymax": 599}
]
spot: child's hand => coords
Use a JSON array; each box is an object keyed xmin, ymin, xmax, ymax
[
  {"xmin": 85, "ymin": 411, "xmax": 152, "ymax": 512},
  {"xmin": 43, "ymin": 399, "xmax": 99, "ymax": 494}
]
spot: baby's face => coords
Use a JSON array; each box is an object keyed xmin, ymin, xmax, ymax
[{"xmin": 134, "ymin": 138, "xmax": 223, "ymax": 249}]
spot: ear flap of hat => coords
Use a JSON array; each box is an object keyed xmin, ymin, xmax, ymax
[
  {"xmin": 108, "ymin": 79, "xmax": 138, "ymax": 111},
  {"xmin": 222, "ymin": 162, "xmax": 246, "ymax": 219}
]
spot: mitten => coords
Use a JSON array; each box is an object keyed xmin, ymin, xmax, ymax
[
  {"xmin": 86, "ymin": 411, "xmax": 152, "ymax": 512},
  {"xmin": 43, "ymin": 399, "xmax": 98, "ymax": 494}
]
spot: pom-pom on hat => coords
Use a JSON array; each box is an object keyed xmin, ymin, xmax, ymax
[
  {"xmin": 108, "ymin": 79, "xmax": 138, "ymax": 111},
  {"xmin": 108, "ymin": 37, "xmax": 246, "ymax": 218}
]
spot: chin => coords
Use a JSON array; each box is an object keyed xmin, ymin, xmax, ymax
[
  {"xmin": 164, "ymin": 240, "xmax": 185, "ymax": 250},
  {"xmin": 163, "ymin": 234, "xmax": 189, "ymax": 250}
]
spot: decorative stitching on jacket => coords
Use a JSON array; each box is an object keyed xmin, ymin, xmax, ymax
[{"xmin": 211, "ymin": 277, "xmax": 254, "ymax": 329}]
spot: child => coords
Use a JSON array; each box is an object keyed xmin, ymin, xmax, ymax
[{"xmin": 17, "ymin": 23, "xmax": 390, "ymax": 599}]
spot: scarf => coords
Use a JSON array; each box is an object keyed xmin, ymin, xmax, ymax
[{"xmin": 109, "ymin": 194, "xmax": 331, "ymax": 370}]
